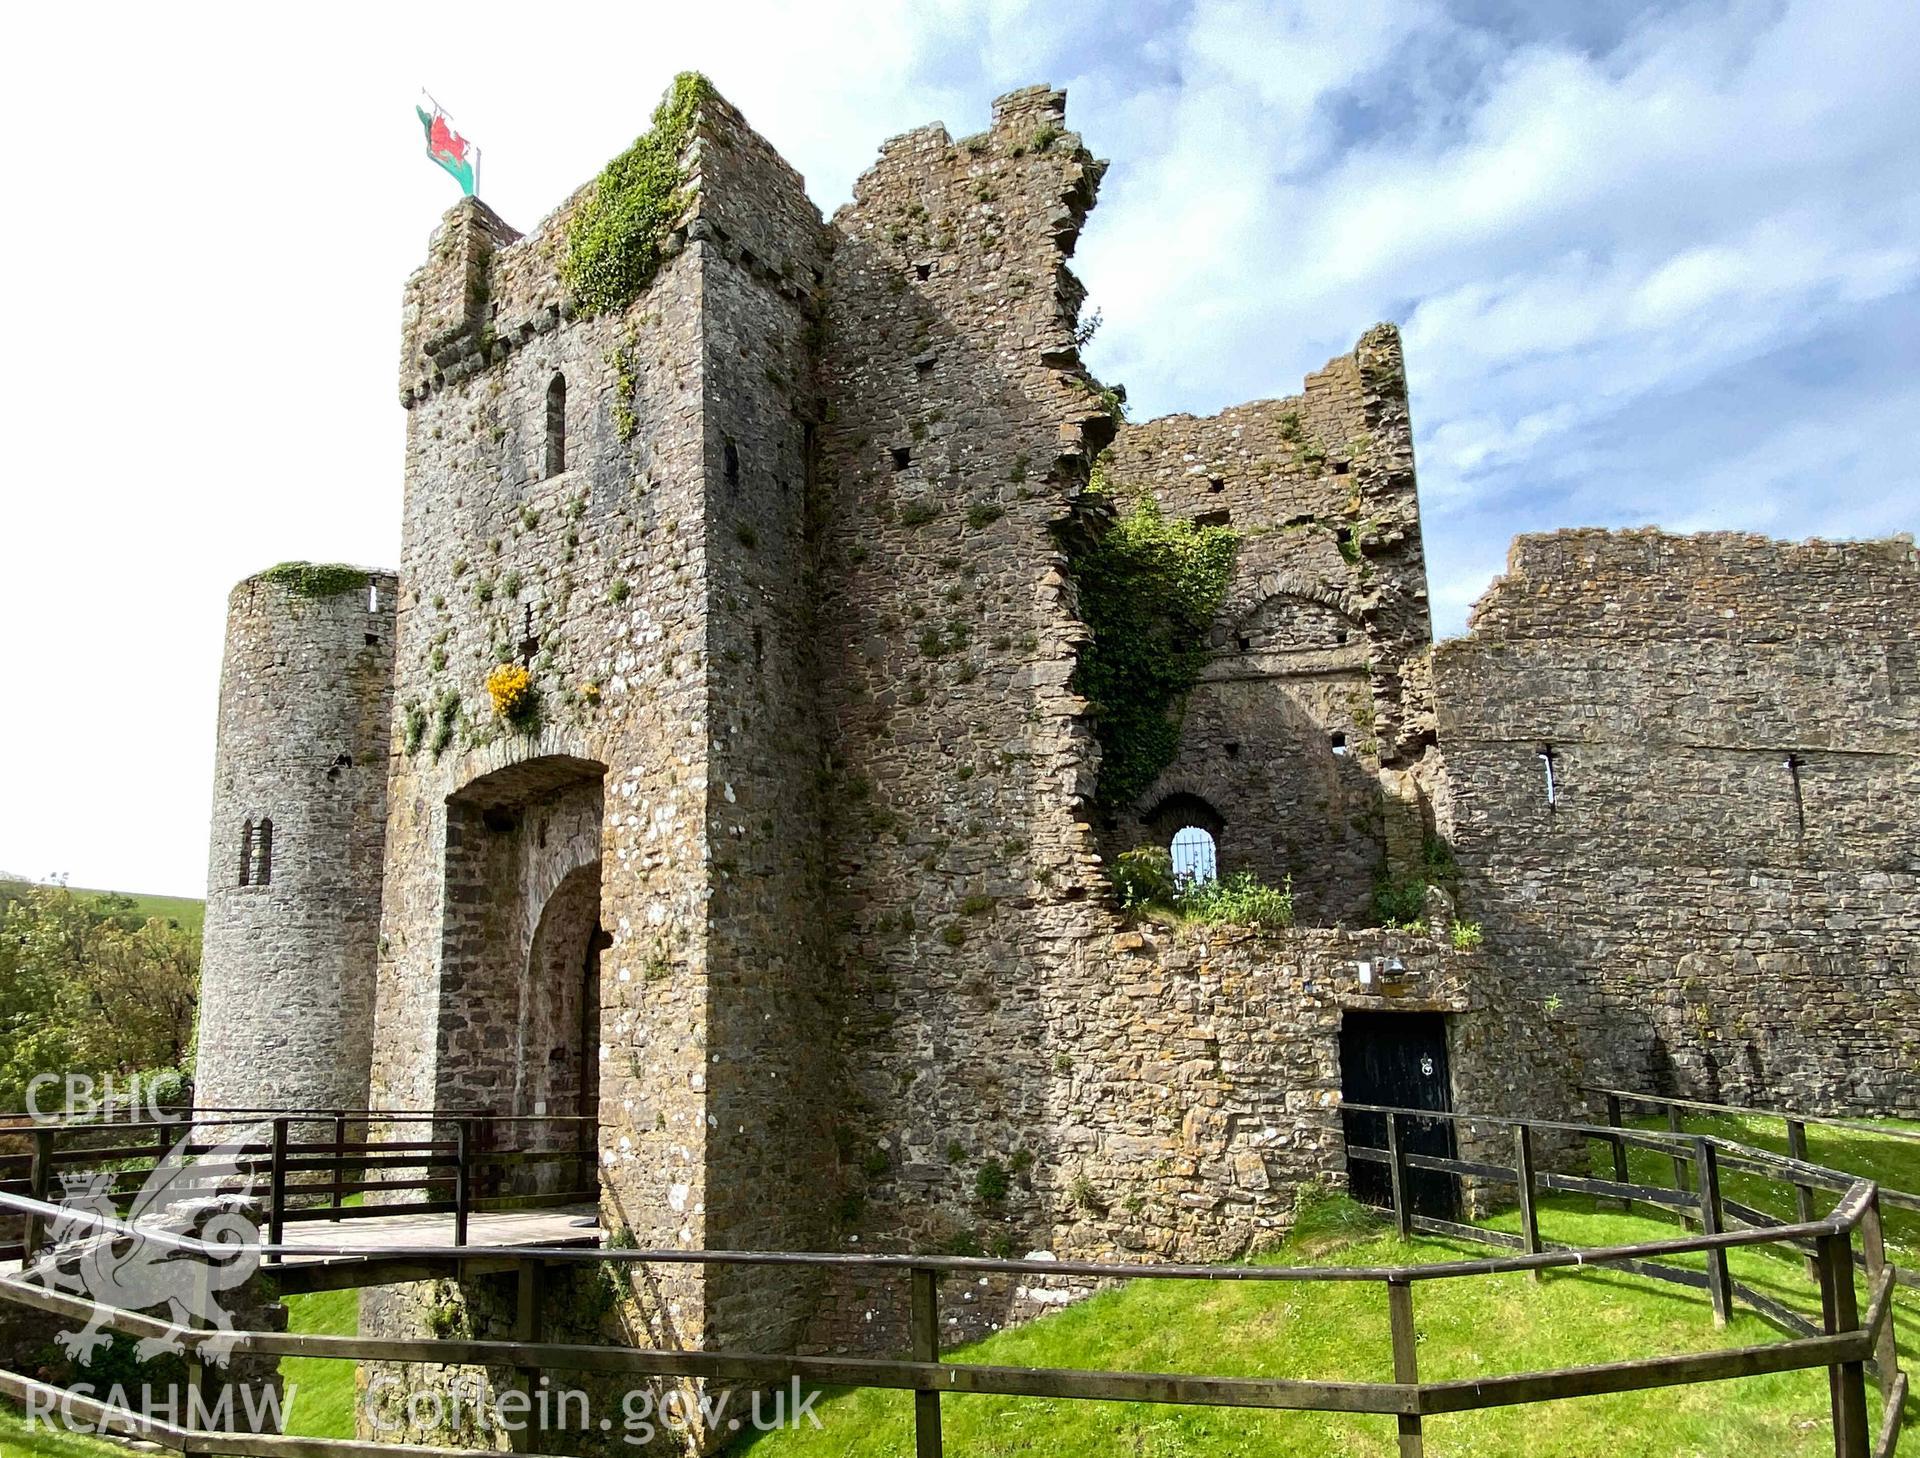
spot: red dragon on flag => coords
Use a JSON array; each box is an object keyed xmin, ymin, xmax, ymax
[{"xmin": 417, "ymin": 95, "xmax": 477, "ymax": 196}]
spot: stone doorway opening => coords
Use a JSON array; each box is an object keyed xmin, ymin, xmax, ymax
[
  {"xmin": 1339, "ymin": 1010, "xmax": 1459, "ymax": 1219},
  {"xmin": 440, "ymin": 754, "xmax": 606, "ymax": 1196}
]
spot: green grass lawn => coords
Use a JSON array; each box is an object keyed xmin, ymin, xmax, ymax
[
  {"xmin": 1613, "ymin": 1107, "xmax": 1920, "ymax": 1256},
  {"xmin": 4, "ymin": 1120, "xmax": 1916, "ymax": 1456},
  {"xmin": 70, "ymin": 886, "xmax": 204, "ymax": 935},
  {"xmin": 0, "ymin": 1401, "xmax": 131, "ymax": 1458},
  {"xmin": 0, "ymin": 1288, "xmax": 359, "ymax": 1455},
  {"xmin": 739, "ymin": 1186, "xmax": 1918, "ymax": 1458},
  {"xmin": 280, "ymin": 1287, "xmax": 360, "ymax": 1437},
  {"xmin": 0, "ymin": 878, "xmax": 204, "ymax": 935}
]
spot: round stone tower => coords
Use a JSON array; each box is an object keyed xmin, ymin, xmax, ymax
[{"xmin": 196, "ymin": 564, "xmax": 398, "ymax": 1113}]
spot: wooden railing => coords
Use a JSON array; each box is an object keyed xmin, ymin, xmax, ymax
[
  {"xmin": 0, "ymin": 1108, "xmax": 597, "ymax": 1264},
  {"xmin": 0, "ymin": 1101, "xmax": 1908, "ymax": 1458}
]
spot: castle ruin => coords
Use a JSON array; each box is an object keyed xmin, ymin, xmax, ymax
[{"xmin": 194, "ymin": 78, "xmax": 1920, "ymax": 1431}]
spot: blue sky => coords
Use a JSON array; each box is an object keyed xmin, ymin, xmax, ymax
[{"xmin": 0, "ymin": 0, "xmax": 1913, "ymax": 894}]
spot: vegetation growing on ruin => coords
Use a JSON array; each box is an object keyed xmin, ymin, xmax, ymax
[
  {"xmin": 1372, "ymin": 833, "xmax": 1459, "ymax": 928},
  {"xmin": 1069, "ymin": 496, "xmax": 1238, "ymax": 809},
  {"xmin": 486, "ymin": 662, "xmax": 537, "ymax": 728},
  {"xmin": 562, "ymin": 72, "xmax": 714, "ymax": 317},
  {"xmin": 257, "ymin": 562, "xmax": 369, "ymax": 598},
  {"xmin": 428, "ymin": 692, "xmax": 461, "ymax": 758},
  {"xmin": 402, "ymin": 702, "xmax": 427, "ymax": 754},
  {"xmin": 1111, "ymin": 846, "xmax": 1294, "ymax": 929}
]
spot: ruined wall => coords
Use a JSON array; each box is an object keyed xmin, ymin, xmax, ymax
[
  {"xmin": 805, "ymin": 920, "xmax": 1577, "ymax": 1354},
  {"xmin": 197, "ymin": 568, "xmax": 396, "ymax": 1113},
  {"xmin": 1434, "ymin": 529, "xmax": 1920, "ymax": 1114},
  {"xmin": 1098, "ymin": 329, "xmax": 1433, "ymax": 924},
  {"xmin": 798, "ymin": 87, "xmax": 1571, "ymax": 1358},
  {"xmin": 810, "ymin": 86, "xmax": 1117, "ymax": 1294},
  {"xmin": 687, "ymin": 91, "xmax": 840, "ymax": 1350},
  {"xmin": 206, "ymin": 78, "xmax": 1920, "ymax": 1429}
]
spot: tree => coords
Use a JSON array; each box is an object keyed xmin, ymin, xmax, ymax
[{"xmin": 0, "ymin": 885, "xmax": 199, "ymax": 1111}]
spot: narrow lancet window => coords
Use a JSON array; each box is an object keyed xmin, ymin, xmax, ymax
[{"xmin": 546, "ymin": 374, "xmax": 567, "ymax": 477}]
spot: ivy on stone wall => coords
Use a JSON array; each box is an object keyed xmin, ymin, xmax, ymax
[
  {"xmin": 1070, "ymin": 495, "xmax": 1238, "ymax": 809},
  {"xmin": 258, "ymin": 562, "xmax": 369, "ymax": 598},
  {"xmin": 561, "ymin": 72, "xmax": 714, "ymax": 317}
]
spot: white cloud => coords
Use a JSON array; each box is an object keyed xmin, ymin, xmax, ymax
[{"xmin": 0, "ymin": 0, "xmax": 1914, "ymax": 892}]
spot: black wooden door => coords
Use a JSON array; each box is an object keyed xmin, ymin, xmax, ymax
[{"xmin": 1339, "ymin": 1011, "xmax": 1459, "ymax": 1219}]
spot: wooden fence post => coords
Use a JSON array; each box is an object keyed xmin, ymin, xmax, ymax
[
  {"xmin": 510, "ymin": 1257, "xmax": 545, "ymax": 1454},
  {"xmin": 1693, "ymin": 1138, "xmax": 1731, "ymax": 1326},
  {"xmin": 1815, "ymin": 1225, "xmax": 1871, "ymax": 1458},
  {"xmin": 1667, "ymin": 1104, "xmax": 1693, "ymax": 1228},
  {"xmin": 185, "ymin": 1246, "xmax": 212, "ymax": 1412},
  {"xmin": 1856, "ymin": 1192, "xmax": 1899, "ymax": 1407},
  {"xmin": 25, "ymin": 1126, "xmax": 54, "ymax": 1259},
  {"xmin": 268, "ymin": 1117, "xmax": 289, "ymax": 1263},
  {"xmin": 911, "ymin": 1265, "xmax": 944, "ymax": 1458},
  {"xmin": 1387, "ymin": 1276, "xmax": 1423, "ymax": 1457},
  {"xmin": 331, "ymin": 1111, "xmax": 347, "ymax": 1218},
  {"xmin": 1604, "ymin": 1094, "xmax": 1633, "ymax": 1212},
  {"xmin": 1387, "ymin": 1113, "xmax": 1413, "ymax": 1239},
  {"xmin": 454, "ymin": 1118, "xmax": 473, "ymax": 1248},
  {"xmin": 1514, "ymin": 1124, "xmax": 1542, "ymax": 1278},
  {"xmin": 1786, "ymin": 1118, "xmax": 1819, "ymax": 1280}
]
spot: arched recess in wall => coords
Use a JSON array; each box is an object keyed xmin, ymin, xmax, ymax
[
  {"xmin": 1222, "ymin": 585, "xmax": 1367, "ymax": 657},
  {"xmin": 518, "ymin": 858, "xmax": 603, "ymax": 1195},
  {"xmin": 1144, "ymin": 792, "xmax": 1225, "ymax": 882},
  {"xmin": 439, "ymin": 753, "xmax": 607, "ymax": 1171}
]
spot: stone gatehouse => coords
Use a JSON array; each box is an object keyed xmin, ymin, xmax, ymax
[{"xmin": 193, "ymin": 75, "xmax": 1919, "ymax": 1433}]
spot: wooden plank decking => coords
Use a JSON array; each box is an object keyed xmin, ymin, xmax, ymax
[{"xmin": 1, "ymin": 1202, "xmax": 604, "ymax": 1290}]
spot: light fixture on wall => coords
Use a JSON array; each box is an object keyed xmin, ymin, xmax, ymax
[{"xmin": 1354, "ymin": 952, "xmax": 1407, "ymax": 987}]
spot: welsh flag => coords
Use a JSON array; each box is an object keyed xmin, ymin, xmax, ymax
[{"xmin": 417, "ymin": 94, "xmax": 477, "ymax": 196}]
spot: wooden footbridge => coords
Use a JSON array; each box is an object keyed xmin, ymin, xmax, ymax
[
  {"xmin": 0, "ymin": 1096, "xmax": 1911, "ymax": 1457},
  {"xmin": 0, "ymin": 1108, "xmax": 605, "ymax": 1292}
]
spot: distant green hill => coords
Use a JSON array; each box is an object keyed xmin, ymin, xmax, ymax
[{"xmin": 0, "ymin": 880, "xmax": 203, "ymax": 934}]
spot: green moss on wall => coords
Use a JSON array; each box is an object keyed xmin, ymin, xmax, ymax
[
  {"xmin": 257, "ymin": 562, "xmax": 370, "ymax": 598},
  {"xmin": 561, "ymin": 72, "xmax": 714, "ymax": 317},
  {"xmin": 1070, "ymin": 496, "xmax": 1238, "ymax": 809}
]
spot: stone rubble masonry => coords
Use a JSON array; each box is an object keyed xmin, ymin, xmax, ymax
[
  {"xmin": 1434, "ymin": 529, "xmax": 1920, "ymax": 1114},
  {"xmin": 807, "ymin": 85, "xmax": 1121, "ymax": 1335},
  {"xmin": 197, "ymin": 568, "xmax": 397, "ymax": 1114},
  {"xmin": 1096, "ymin": 327, "xmax": 1434, "ymax": 924},
  {"xmin": 191, "ymin": 74, "xmax": 1918, "ymax": 1445}
]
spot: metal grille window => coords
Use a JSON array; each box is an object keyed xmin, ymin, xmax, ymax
[{"xmin": 1171, "ymin": 825, "xmax": 1217, "ymax": 885}]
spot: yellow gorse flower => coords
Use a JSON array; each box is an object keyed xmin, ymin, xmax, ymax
[{"xmin": 486, "ymin": 662, "xmax": 534, "ymax": 720}]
